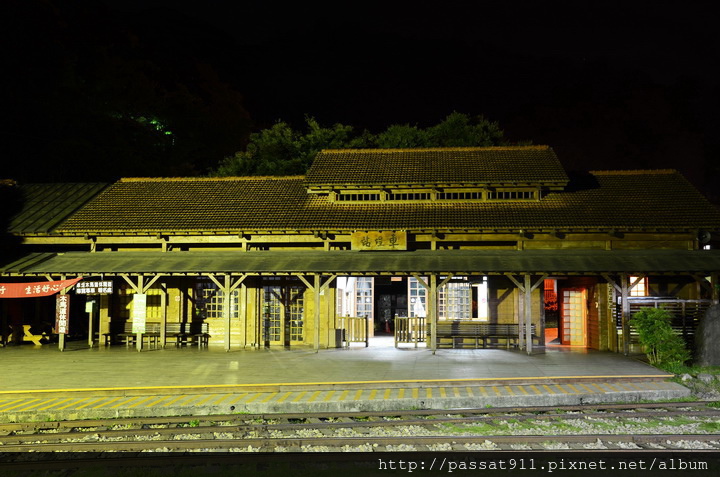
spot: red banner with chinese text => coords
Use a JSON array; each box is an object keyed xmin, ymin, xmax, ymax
[{"xmin": 0, "ymin": 278, "xmax": 83, "ymax": 298}]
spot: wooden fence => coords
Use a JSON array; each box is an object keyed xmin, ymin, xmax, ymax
[
  {"xmin": 394, "ymin": 316, "xmax": 426, "ymax": 348},
  {"xmin": 338, "ymin": 316, "xmax": 369, "ymax": 347}
]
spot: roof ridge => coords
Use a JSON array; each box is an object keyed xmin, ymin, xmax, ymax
[
  {"xmin": 119, "ymin": 176, "xmax": 305, "ymax": 183},
  {"xmin": 590, "ymin": 169, "xmax": 678, "ymax": 175},
  {"xmin": 319, "ymin": 145, "xmax": 550, "ymax": 153}
]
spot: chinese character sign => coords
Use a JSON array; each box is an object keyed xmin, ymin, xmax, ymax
[
  {"xmin": 351, "ymin": 231, "xmax": 407, "ymax": 250},
  {"xmin": 75, "ymin": 281, "xmax": 113, "ymax": 295},
  {"xmin": 55, "ymin": 294, "xmax": 70, "ymax": 334},
  {"xmin": 132, "ymin": 294, "xmax": 147, "ymax": 333},
  {"xmin": 0, "ymin": 277, "xmax": 83, "ymax": 298}
]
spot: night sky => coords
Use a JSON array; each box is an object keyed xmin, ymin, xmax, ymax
[{"xmin": 3, "ymin": 0, "xmax": 719, "ymax": 202}]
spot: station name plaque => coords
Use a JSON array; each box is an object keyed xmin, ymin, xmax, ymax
[
  {"xmin": 351, "ymin": 231, "xmax": 407, "ymax": 251},
  {"xmin": 75, "ymin": 280, "xmax": 114, "ymax": 295}
]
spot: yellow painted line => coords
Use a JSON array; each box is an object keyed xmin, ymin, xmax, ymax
[
  {"xmin": 529, "ymin": 385, "xmax": 541, "ymax": 395},
  {"xmin": 214, "ymin": 395, "xmax": 231, "ymax": 405},
  {"xmin": 398, "ymin": 388, "xmax": 405, "ymax": 399},
  {"xmin": 228, "ymin": 393, "xmax": 249, "ymax": 404},
  {"xmin": 439, "ymin": 388, "xmax": 447, "ymax": 398},
  {"xmin": 277, "ymin": 392, "xmax": 293, "ymax": 403},
  {"xmin": 542, "ymin": 385, "xmax": 556, "ymax": 394},
  {"xmin": 479, "ymin": 387, "xmax": 489, "ymax": 397},
  {"xmin": 127, "ymin": 397, "xmax": 155, "ymax": 408},
  {"xmin": 466, "ymin": 387, "xmax": 474, "ymax": 397},
  {"xmin": 163, "ymin": 395, "xmax": 190, "ymax": 407},
  {"xmin": 555, "ymin": 384, "xmax": 568, "ymax": 394},
  {"xmin": 38, "ymin": 398, "xmax": 73, "ymax": 411},
  {"xmin": 111, "ymin": 397, "xmax": 140, "ymax": 409},
  {"xmin": 565, "ymin": 384, "xmax": 581, "ymax": 394},
  {"xmin": 384, "ymin": 389, "xmax": 392, "ymax": 400},
  {"xmin": 58, "ymin": 398, "xmax": 89, "ymax": 410},
  {"xmin": 245, "ymin": 393, "xmax": 263, "ymax": 403},
  {"xmin": 353, "ymin": 390, "xmax": 363, "ymax": 401},
  {"xmin": 195, "ymin": 394, "xmax": 218, "ymax": 406},
  {"xmin": 425, "ymin": 388, "xmax": 433, "ymax": 399},
  {"xmin": 76, "ymin": 398, "xmax": 106, "ymax": 410},
  {"xmin": 369, "ymin": 390, "xmax": 378, "ymax": 400},
  {"xmin": 604, "ymin": 383, "xmax": 620, "ymax": 392},
  {"xmin": 307, "ymin": 391, "xmax": 322, "ymax": 402},
  {"xmin": 16, "ymin": 399, "xmax": 58, "ymax": 412},
  {"xmin": 412, "ymin": 388, "xmax": 419, "ymax": 399},
  {"xmin": 453, "ymin": 387, "xmax": 461, "ymax": 398},
  {"xmin": 578, "ymin": 383, "xmax": 595, "ymax": 393},
  {"xmin": 615, "ymin": 383, "xmax": 634, "ymax": 391},
  {"xmin": 261, "ymin": 392, "xmax": 278, "ymax": 403},
  {"xmin": 292, "ymin": 391, "xmax": 307, "ymax": 403},
  {"xmin": 94, "ymin": 397, "xmax": 122, "ymax": 409},
  {"xmin": 516, "ymin": 385, "xmax": 529, "ymax": 395},
  {"xmin": 0, "ymin": 375, "xmax": 672, "ymax": 396},
  {"xmin": 624, "ymin": 382, "xmax": 644, "ymax": 390},
  {"xmin": 504, "ymin": 386, "xmax": 514, "ymax": 395},
  {"xmin": 590, "ymin": 383, "xmax": 607, "ymax": 392},
  {"xmin": 491, "ymin": 386, "xmax": 500, "ymax": 396},
  {"xmin": 338, "ymin": 390, "xmax": 349, "ymax": 401},
  {"xmin": 145, "ymin": 396, "xmax": 171, "ymax": 408},
  {"xmin": 0, "ymin": 399, "xmax": 25, "ymax": 411},
  {"xmin": 323, "ymin": 390, "xmax": 336, "ymax": 402}
]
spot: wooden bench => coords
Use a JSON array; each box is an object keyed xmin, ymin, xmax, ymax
[
  {"xmin": 105, "ymin": 322, "xmax": 161, "ymax": 348},
  {"xmin": 104, "ymin": 321, "xmax": 209, "ymax": 348},
  {"xmin": 434, "ymin": 322, "xmax": 538, "ymax": 349},
  {"xmin": 165, "ymin": 322, "xmax": 210, "ymax": 348},
  {"xmin": 164, "ymin": 322, "xmax": 189, "ymax": 347},
  {"xmin": 189, "ymin": 322, "xmax": 210, "ymax": 348}
]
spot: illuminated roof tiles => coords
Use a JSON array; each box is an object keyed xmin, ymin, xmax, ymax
[
  {"xmin": 53, "ymin": 170, "xmax": 720, "ymax": 234},
  {"xmin": 305, "ymin": 146, "xmax": 569, "ymax": 189},
  {"xmin": 8, "ymin": 182, "xmax": 109, "ymax": 234}
]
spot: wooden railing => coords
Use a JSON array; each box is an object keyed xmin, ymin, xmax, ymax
[
  {"xmin": 394, "ymin": 316, "xmax": 426, "ymax": 348},
  {"xmin": 338, "ymin": 316, "xmax": 369, "ymax": 347},
  {"xmin": 616, "ymin": 298, "xmax": 712, "ymax": 349}
]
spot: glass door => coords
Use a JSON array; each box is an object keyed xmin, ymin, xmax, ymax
[{"xmin": 561, "ymin": 288, "xmax": 587, "ymax": 346}]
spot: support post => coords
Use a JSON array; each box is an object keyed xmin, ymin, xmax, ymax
[
  {"xmin": 430, "ymin": 274, "xmax": 437, "ymax": 355},
  {"xmin": 224, "ymin": 274, "xmax": 231, "ymax": 352},
  {"xmin": 136, "ymin": 275, "xmax": 144, "ymax": 352},
  {"xmin": 524, "ymin": 274, "xmax": 532, "ymax": 354},
  {"xmin": 620, "ymin": 273, "xmax": 629, "ymax": 356},
  {"xmin": 314, "ymin": 274, "xmax": 321, "ymax": 353},
  {"xmin": 87, "ymin": 299, "xmax": 94, "ymax": 348},
  {"xmin": 160, "ymin": 283, "xmax": 167, "ymax": 347}
]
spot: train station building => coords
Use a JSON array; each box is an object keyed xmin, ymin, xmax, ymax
[{"xmin": 2, "ymin": 146, "xmax": 720, "ymax": 355}]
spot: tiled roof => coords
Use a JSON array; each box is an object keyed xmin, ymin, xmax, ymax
[
  {"xmin": 53, "ymin": 170, "xmax": 720, "ymax": 234},
  {"xmin": 8, "ymin": 183, "xmax": 109, "ymax": 234},
  {"xmin": 305, "ymin": 146, "xmax": 569, "ymax": 187},
  {"xmin": 5, "ymin": 250, "xmax": 720, "ymax": 275}
]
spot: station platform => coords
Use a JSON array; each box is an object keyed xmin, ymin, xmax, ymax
[{"xmin": 0, "ymin": 338, "xmax": 690, "ymax": 422}]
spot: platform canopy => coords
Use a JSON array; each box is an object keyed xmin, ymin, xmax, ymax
[{"xmin": 2, "ymin": 249, "xmax": 720, "ymax": 277}]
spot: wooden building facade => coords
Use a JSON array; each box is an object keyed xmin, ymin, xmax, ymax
[{"xmin": 2, "ymin": 146, "xmax": 720, "ymax": 354}]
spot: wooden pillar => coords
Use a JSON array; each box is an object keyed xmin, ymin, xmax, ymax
[
  {"xmin": 240, "ymin": 282, "xmax": 247, "ymax": 348},
  {"xmin": 296, "ymin": 274, "xmax": 336, "ymax": 352},
  {"xmin": 429, "ymin": 274, "xmax": 437, "ymax": 354},
  {"xmin": 160, "ymin": 283, "xmax": 167, "ymax": 347},
  {"xmin": 224, "ymin": 275, "xmax": 232, "ymax": 352},
  {"xmin": 620, "ymin": 273, "xmax": 630, "ymax": 356},
  {"xmin": 135, "ymin": 276, "xmax": 144, "ymax": 351},
  {"xmin": 524, "ymin": 274, "xmax": 532, "ymax": 354},
  {"xmin": 314, "ymin": 274, "xmax": 321, "ymax": 352}
]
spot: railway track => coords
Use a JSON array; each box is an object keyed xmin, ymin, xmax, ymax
[{"xmin": 0, "ymin": 401, "xmax": 718, "ymax": 452}]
